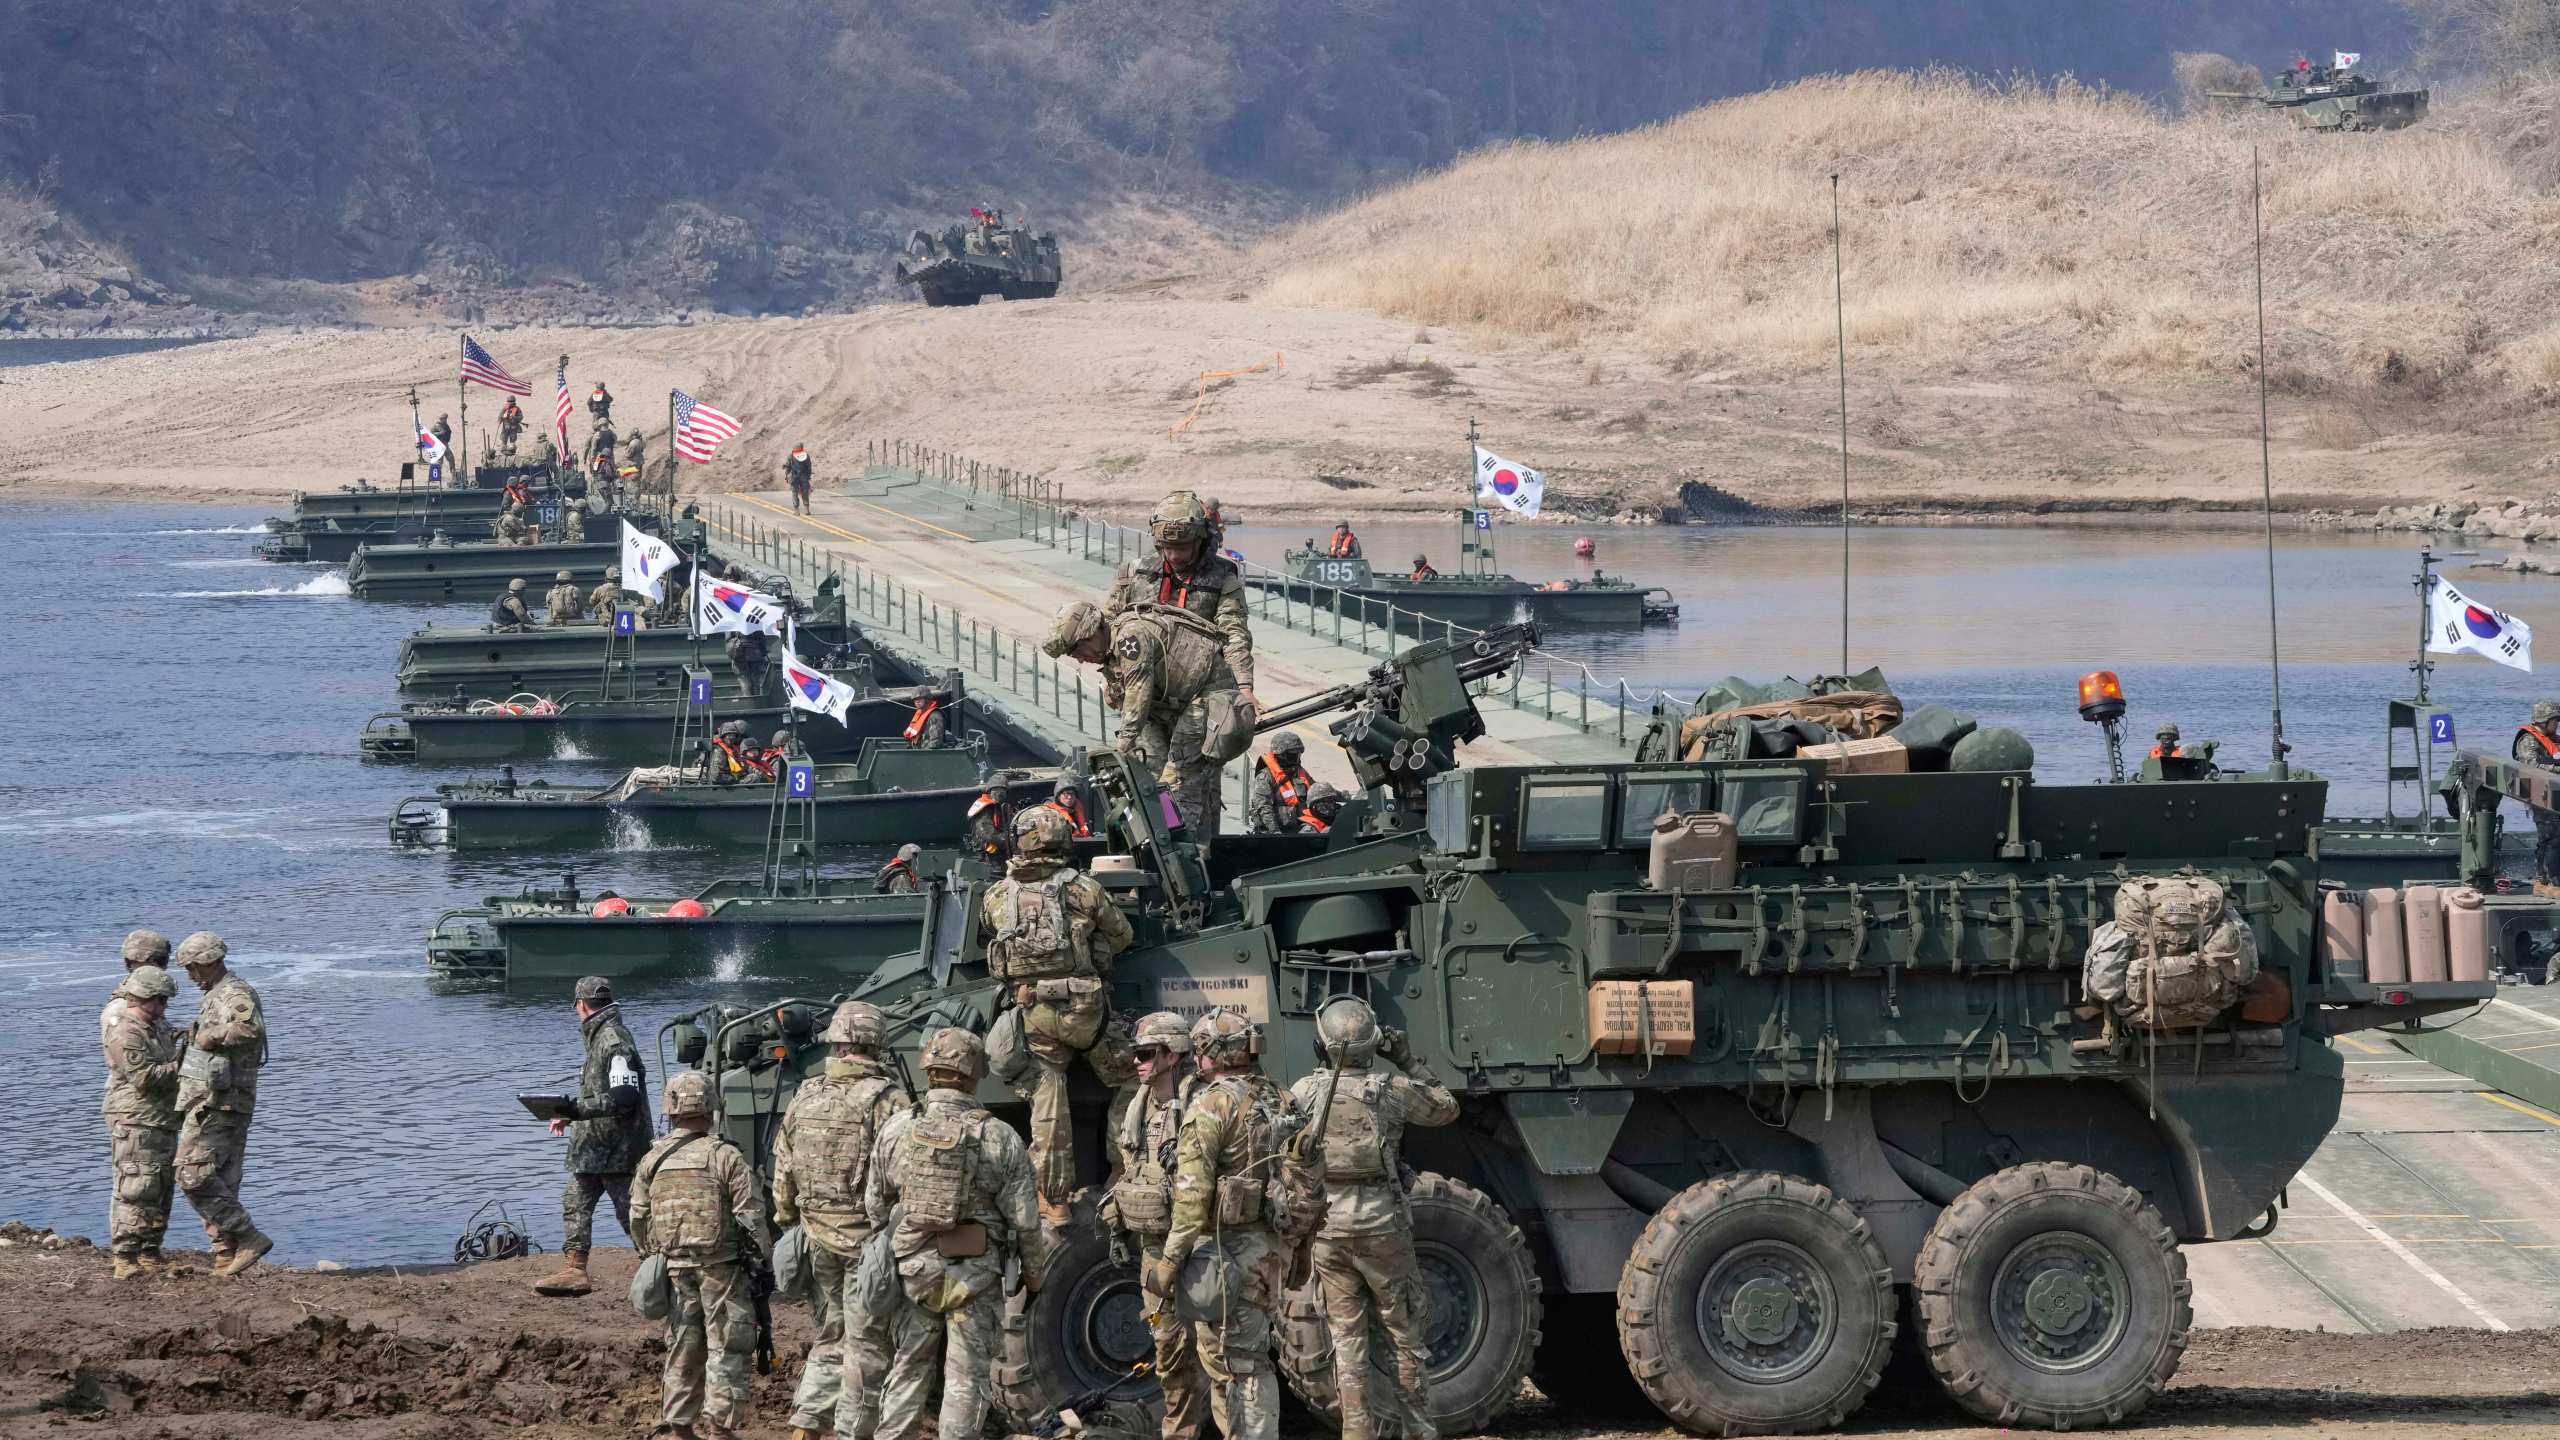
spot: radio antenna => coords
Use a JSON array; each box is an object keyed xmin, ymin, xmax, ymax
[
  {"xmin": 1831, "ymin": 173, "xmax": 1851, "ymax": 676},
  {"xmin": 2253, "ymin": 148, "xmax": 2290, "ymax": 779}
]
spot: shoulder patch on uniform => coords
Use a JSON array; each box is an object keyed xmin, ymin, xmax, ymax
[{"xmin": 1117, "ymin": 635, "xmax": 1144, "ymax": 659}]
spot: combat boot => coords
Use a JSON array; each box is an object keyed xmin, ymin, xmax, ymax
[
  {"xmin": 134, "ymin": 1249, "xmax": 169, "ymax": 1275},
  {"xmin": 213, "ymin": 1230, "xmax": 273, "ymax": 1278},
  {"xmin": 532, "ymin": 1249, "xmax": 593, "ymax": 1296},
  {"xmin": 111, "ymin": 1256, "xmax": 144, "ymax": 1280},
  {"xmin": 790, "ymin": 1429, "xmax": 822, "ymax": 1440}
]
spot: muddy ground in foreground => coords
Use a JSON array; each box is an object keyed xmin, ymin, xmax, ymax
[{"xmin": 6, "ymin": 1224, "xmax": 2558, "ymax": 1440}]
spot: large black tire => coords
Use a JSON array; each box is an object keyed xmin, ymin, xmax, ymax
[
  {"xmin": 1530, "ymin": 1292, "xmax": 1651, "ymax": 1414},
  {"xmin": 1615, "ymin": 1171, "xmax": 1895, "ymax": 1436},
  {"xmin": 994, "ymin": 1202, "xmax": 1162, "ymax": 1429},
  {"xmin": 1277, "ymin": 1173, "xmax": 1542, "ymax": 1437},
  {"xmin": 1911, "ymin": 1162, "xmax": 2190, "ymax": 1429}
]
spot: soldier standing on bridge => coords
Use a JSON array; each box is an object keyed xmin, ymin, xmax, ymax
[
  {"xmin": 498, "ymin": 397, "xmax": 525, "ymax": 455},
  {"xmin": 785, "ymin": 444, "xmax": 815, "ymax": 516}
]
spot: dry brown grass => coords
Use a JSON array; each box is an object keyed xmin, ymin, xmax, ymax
[{"xmin": 1258, "ymin": 70, "xmax": 2560, "ymax": 405}]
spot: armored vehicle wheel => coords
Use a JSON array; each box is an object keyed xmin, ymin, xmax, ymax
[
  {"xmin": 1530, "ymin": 1293, "xmax": 1650, "ymax": 1413},
  {"xmin": 1614, "ymin": 1171, "xmax": 1894, "ymax": 1436},
  {"xmin": 1911, "ymin": 1162, "xmax": 2189, "ymax": 1429},
  {"xmin": 1277, "ymin": 1173, "xmax": 1541, "ymax": 1436},
  {"xmin": 994, "ymin": 1199, "xmax": 1162, "ymax": 1429}
]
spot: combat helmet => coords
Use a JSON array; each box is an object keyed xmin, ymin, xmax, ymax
[
  {"xmin": 1043, "ymin": 601, "xmax": 1106, "ymax": 658},
  {"xmin": 555, "ymin": 569, "xmax": 573, "ymax": 582},
  {"xmin": 1269, "ymin": 731, "xmax": 1305, "ymax": 758},
  {"xmin": 121, "ymin": 929, "xmax": 171, "ymax": 967},
  {"xmin": 123, "ymin": 966, "xmax": 177, "ymax": 1001},
  {"xmin": 1133, "ymin": 1010, "xmax": 1193, "ymax": 1055},
  {"xmin": 1314, "ymin": 994, "xmax": 1381, "ymax": 1065},
  {"xmin": 1190, "ymin": 1009, "xmax": 1256, "ymax": 1067},
  {"xmin": 1150, "ymin": 491, "xmax": 1210, "ymax": 548},
  {"xmin": 174, "ymin": 932, "xmax": 228, "ymax": 971},
  {"xmin": 822, "ymin": 1000, "xmax": 886, "ymax": 1049},
  {"xmin": 1012, "ymin": 804, "xmax": 1072, "ymax": 860},
  {"xmin": 921, "ymin": 1027, "xmax": 988, "ymax": 1083},
  {"xmin": 605, "ymin": 565, "xmax": 621, "ymax": 580},
  {"xmin": 719, "ymin": 719, "xmax": 750, "ymax": 739},
  {"xmin": 509, "ymin": 577, "xmax": 527, "ymax": 592},
  {"xmin": 665, "ymin": 1070, "xmax": 714, "ymax": 1118},
  {"xmin": 1414, "ymin": 553, "xmax": 1430, "ymax": 567}
]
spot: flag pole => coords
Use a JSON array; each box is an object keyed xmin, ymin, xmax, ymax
[
  {"xmin": 667, "ymin": 388, "xmax": 679, "ymax": 526},
  {"xmin": 1462, "ymin": 416, "xmax": 1480, "ymax": 576},
  {"xmin": 1831, "ymin": 173, "xmax": 1851, "ymax": 678},
  {"xmin": 2252, "ymin": 148, "xmax": 2290, "ymax": 780},
  {"xmin": 408, "ymin": 385, "xmax": 425, "ymax": 487},
  {"xmin": 456, "ymin": 333, "xmax": 470, "ymax": 493}
]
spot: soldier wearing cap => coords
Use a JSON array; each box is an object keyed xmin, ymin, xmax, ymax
[
  {"xmin": 173, "ymin": 932, "xmax": 271, "ymax": 1277},
  {"xmin": 104, "ymin": 965, "xmax": 184, "ymax": 1279},
  {"xmin": 979, "ymin": 804, "xmax": 1135, "ymax": 1211},
  {"xmin": 773, "ymin": 1001, "xmax": 913, "ymax": 1440},
  {"xmin": 634, "ymin": 1070, "xmax": 767, "ymax": 1440},
  {"xmin": 1156, "ymin": 1010, "xmax": 1294, "ymax": 1440},
  {"xmin": 1108, "ymin": 1012, "xmax": 1209, "ymax": 1440},
  {"xmin": 546, "ymin": 568, "xmax": 586, "ymax": 624},
  {"xmin": 101, "ymin": 928, "xmax": 171, "ymax": 1056},
  {"xmin": 866, "ymin": 1028, "xmax": 1042, "ymax": 1440},
  {"xmin": 1289, "ymin": 996, "xmax": 1459, "ymax": 1440},
  {"xmin": 535, "ymin": 975, "xmax": 651, "ymax": 1297}
]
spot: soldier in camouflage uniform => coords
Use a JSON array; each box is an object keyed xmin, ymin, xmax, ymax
[
  {"xmin": 978, "ymin": 805, "xmax": 1136, "ymax": 1208},
  {"xmin": 592, "ymin": 565, "xmax": 635, "ymax": 620},
  {"xmin": 1288, "ymin": 997, "xmax": 1460, "ymax": 1440},
  {"xmin": 634, "ymin": 1070, "xmax": 768, "ymax": 1440},
  {"xmin": 865, "ymin": 1028, "xmax": 1043, "ymax": 1440},
  {"xmin": 101, "ymin": 928, "xmax": 171, "ymax": 1056},
  {"xmin": 103, "ymin": 965, "xmax": 184, "ymax": 1279},
  {"xmin": 1045, "ymin": 600, "xmax": 1242, "ymax": 841},
  {"xmin": 491, "ymin": 577, "xmax": 534, "ymax": 629},
  {"xmin": 496, "ymin": 507, "xmax": 533, "ymax": 545},
  {"xmin": 173, "ymin": 932, "xmax": 271, "ymax": 1277},
  {"xmin": 1104, "ymin": 489, "xmax": 1257, "ymax": 708},
  {"xmin": 546, "ymin": 569, "xmax": 586, "ymax": 624},
  {"xmin": 536, "ymin": 975, "xmax": 651, "ymax": 1296},
  {"xmin": 773, "ymin": 1001, "xmax": 913, "ymax": 1440},
  {"xmin": 1156, "ymin": 1010, "xmax": 1296, "ymax": 1440},
  {"xmin": 562, "ymin": 501, "xmax": 588, "ymax": 544},
  {"xmin": 1246, "ymin": 733, "xmax": 1317, "ymax": 835},
  {"xmin": 1107, "ymin": 1012, "xmax": 1208, "ymax": 1440}
]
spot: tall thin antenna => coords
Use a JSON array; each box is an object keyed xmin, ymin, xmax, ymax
[
  {"xmin": 1831, "ymin": 173, "xmax": 1851, "ymax": 676},
  {"xmin": 2253, "ymin": 148, "xmax": 2290, "ymax": 779}
]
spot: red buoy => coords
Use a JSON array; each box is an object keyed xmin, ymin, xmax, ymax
[
  {"xmin": 664, "ymin": 898, "xmax": 708, "ymax": 918},
  {"xmin": 590, "ymin": 897, "xmax": 631, "ymax": 917},
  {"xmin": 1574, "ymin": 536, "xmax": 1596, "ymax": 558}
]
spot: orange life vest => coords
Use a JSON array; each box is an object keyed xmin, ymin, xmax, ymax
[
  {"xmin": 1328, "ymin": 531, "xmax": 1357, "ymax": 557},
  {"xmin": 1043, "ymin": 795, "xmax": 1092, "ymax": 838},
  {"xmin": 714, "ymin": 736, "xmax": 774, "ymax": 780},
  {"xmin": 904, "ymin": 698, "xmax": 941, "ymax": 743},
  {"xmin": 1261, "ymin": 752, "xmax": 1305, "ymax": 809}
]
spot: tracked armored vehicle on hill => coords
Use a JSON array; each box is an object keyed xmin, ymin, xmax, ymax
[
  {"xmin": 2213, "ymin": 56, "xmax": 2427, "ymax": 131},
  {"xmin": 667, "ymin": 632, "xmax": 2487, "ymax": 1435},
  {"xmin": 894, "ymin": 209, "xmax": 1061, "ymax": 306}
]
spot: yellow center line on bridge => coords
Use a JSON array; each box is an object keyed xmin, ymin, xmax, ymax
[
  {"xmin": 2336, "ymin": 1035, "xmax": 2388, "ymax": 1055},
  {"xmin": 2478, "ymin": 1092, "xmax": 2560, "ymax": 1128},
  {"xmin": 728, "ymin": 491, "xmax": 1022, "ymax": 610},
  {"xmin": 838, "ymin": 490, "xmax": 979, "ymax": 543}
]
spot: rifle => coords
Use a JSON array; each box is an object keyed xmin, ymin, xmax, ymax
[
  {"xmin": 739, "ymin": 1229, "xmax": 778, "ymax": 1375},
  {"xmin": 1280, "ymin": 1042, "xmax": 1352, "ymax": 1289}
]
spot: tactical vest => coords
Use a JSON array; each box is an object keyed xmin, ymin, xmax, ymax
[
  {"xmin": 897, "ymin": 1101, "xmax": 987, "ymax": 1231},
  {"xmin": 1126, "ymin": 601, "xmax": 1226, "ymax": 648},
  {"xmin": 786, "ymin": 1076, "xmax": 900, "ymax": 1216},
  {"xmin": 644, "ymin": 1136, "xmax": 731, "ymax": 1261},
  {"xmin": 1320, "ymin": 1072, "xmax": 1392, "ymax": 1183},
  {"xmin": 1112, "ymin": 1080, "xmax": 1190, "ymax": 1235},
  {"xmin": 987, "ymin": 872, "xmax": 1080, "ymax": 981}
]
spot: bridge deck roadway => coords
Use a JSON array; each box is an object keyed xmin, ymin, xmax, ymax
[{"xmin": 700, "ymin": 465, "xmax": 1654, "ymax": 823}]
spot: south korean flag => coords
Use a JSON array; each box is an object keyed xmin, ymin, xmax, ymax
[{"xmin": 2427, "ymin": 574, "xmax": 2534, "ymax": 672}]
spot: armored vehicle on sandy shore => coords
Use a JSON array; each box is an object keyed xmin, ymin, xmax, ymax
[
  {"xmin": 662, "ymin": 629, "xmax": 2487, "ymax": 1435},
  {"xmin": 894, "ymin": 209, "xmax": 1061, "ymax": 306},
  {"xmin": 2213, "ymin": 57, "xmax": 2427, "ymax": 131}
]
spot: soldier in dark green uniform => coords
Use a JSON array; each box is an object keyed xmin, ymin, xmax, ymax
[{"xmin": 534, "ymin": 975, "xmax": 651, "ymax": 1296}]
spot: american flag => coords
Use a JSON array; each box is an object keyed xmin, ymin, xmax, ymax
[
  {"xmin": 552, "ymin": 357, "xmax": 573, "ymax": 463},
  {"xmin": 458, "ymin": 333, "xmax": 530, "ymax": 395},
  {"xmin": 672, "ymin": 389, "xmax": 744, "ymax": 464}
]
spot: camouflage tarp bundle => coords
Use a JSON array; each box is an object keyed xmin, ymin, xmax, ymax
[
  {"xmin": 1676, "ymin": 667, "xmax": 1901, "ymax": 761},
  {"xmin": 2083, "ymin": 877, "xmax": 2259, "ymax": 1029}
]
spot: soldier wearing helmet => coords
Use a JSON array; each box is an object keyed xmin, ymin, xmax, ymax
[
  {"xmin": 534, "ymin": 975, "xmax": 651, "ymax": 1298},
  {"xmin": 710, "ymin": 719, "xmax": 775, "ymax": 786},
  {"xmin": 545, "ymin": 568, "xmax": 586, "ymax": 624},
  {"xmin": 1408, "ymin": 553, "xmax": 1437, "ymax": 581},
  {"xmin": 1288, "ymin": 997, "xmax": 1460, "ymax": 1440},
  {"xmin": 101, "ymin": 928, "xmax": 172, "ymax": 1057},
  {"xmin": 979, "ymin": 801, "xmax": 1135, "ymax": 1211},
  {"xmin": 562, "ymin": 496, "xmax": 588, "ymax": 543},
  {"xmin": 1326, "ymin": 519, "xmax": 1361, "ymax": 559},
  {"xmin": 1247, "ymin": 732, "xmax": 1318, "ymax": 835},
  {"xmin": 1105, "ymin": 489, "xmax": 1257, "ymax": 713},
  {"xmin": 773, "ymin": 1003, "xmax": 912, "ymax": 1440},
  {"xmin": 172, "ymin": 931, "xmax": 271, "ymax": 1277},
  {"xmin": 875, "ymin": 841, "xmax": 926, "ymax": 895},
  {"xmin": 491, "ymin": 576, "xmax": 534, "ymax": 630},
  {"xmin": 1045, "ymin": 594, "xmax": 1245, "ymax": 843},
  {"xmin": 1158, "ymin": 1008, "xmax": 1295, "ymax": 1440},
  {"xmin": 103, "ymin": 965, "xmax": 185, "ymax": 1279},
  {"xmin": 590, "ymin": 564, "xmax": 632, "ymax": 618},
  {"xmin": 634, "ymin": 1070, "xmax": 768, "ymax": 1440},
  {"xmin": 864, "ymin": 1027, "xmax": 1041, "ymax": 1440},
  {"xmin": 1107, "ymin": 1013, "xmax": 1208, "ymax": 1440}
]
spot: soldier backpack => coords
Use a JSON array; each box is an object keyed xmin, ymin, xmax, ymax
[
  {"xmin": 2095, "ymin": 876, "xmax": 2260, "ymax": 1030},
  {"xmin": 988, "ymin": 873, "xmax": 1077, "ymax": 981},
  {"xmin": 897, "ymin": 1103, "xmax": 983, "ymax": 1231}
]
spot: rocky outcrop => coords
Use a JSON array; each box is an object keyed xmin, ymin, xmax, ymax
[{"xmin": 2305, "ymin": 498, "xmax": 2560, "ymax": 544}]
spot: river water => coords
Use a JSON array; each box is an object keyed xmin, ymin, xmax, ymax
[{"xmin": 0, "ymin": 421, "xmax": 2552, "ymax": 1264}]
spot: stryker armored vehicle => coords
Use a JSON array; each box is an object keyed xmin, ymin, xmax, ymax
[
  {"xmin": 894, "ymin": 209, "xmax": 1062, "ymax": 306},
  {"xmin": 359, "ymin": 670, "xmax": 961, "ymax": 766},
  {"xmin": 391, "ymin": 736, "xmax": 1053, "ymax": 851},
  {"xmin": 347, "ymin": 529, "xmax": 625, "ymax": 602},
  {"xmin": 667, "ymin": 625, "xmax": 2489, "ymax": 1437},
  {"xmin": 2212, "ymin": 57, "xmax": 2427, "ymax": 131}
]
